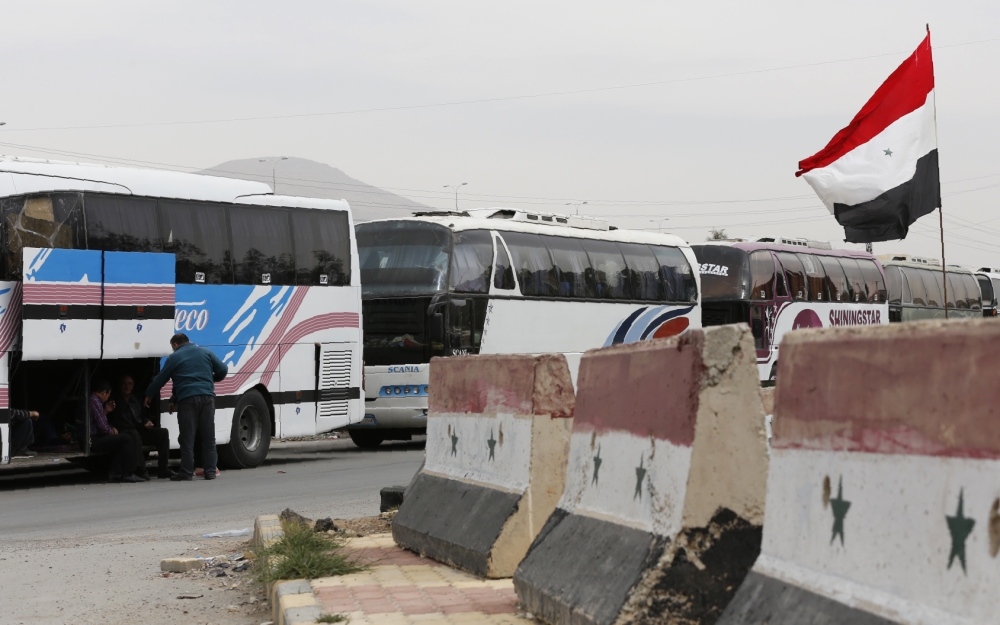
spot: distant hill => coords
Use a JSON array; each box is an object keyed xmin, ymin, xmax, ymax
[{"xmin": 199, "ymin": 157, "xmax": 428, "ymax": 221}]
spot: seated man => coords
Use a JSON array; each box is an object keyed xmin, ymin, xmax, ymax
[
  {"xmin": 8, "ymin": 408, "xmax": 40, "ymax": 459},
  {"xmin": 112, "ymin": 375, "xmax": 176, "ymax": 479},
  {"xmin": 89, "ymin": 380, "xmax": 141, "ymax": 483}
]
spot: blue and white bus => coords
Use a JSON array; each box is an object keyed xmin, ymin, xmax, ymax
[{"xmin": 0, "ymin": 158, "xmax": 363, "ymax": 467}]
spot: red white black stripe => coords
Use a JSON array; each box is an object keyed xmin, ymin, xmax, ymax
[{"xmin": 797, "ymin": 32, "xmax": 939, "ymax": 243}]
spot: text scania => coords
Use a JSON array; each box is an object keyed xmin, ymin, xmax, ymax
[
  {"xmin": 388, "ymin": 366, "xmax": 421, "ymax": 373},
  {"xmin": 828, "ymin": 309, "xmax": 881, "ymax": 326},
  {"xmin": 174, "ymin": 309, "xmax": 209, "ymax": 332},
  {"xmin": 699, "ymin": 263, "xmax": 729, "ymax": 277}
]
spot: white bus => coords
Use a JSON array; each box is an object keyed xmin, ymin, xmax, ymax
[
  {"xmin": 351, "ymin": 208, "xmax": 701, "ymax": 448},
  {"xmin": 692, "ymin": 240, "xmax": 889, "ymax": 382},
  {"xmin": 879, "ymin": 256, "xmax": 984, "ymax": 322},
  {"xmin": 0, "ymin": 158, "xmax": 363, "ymax": 467}
]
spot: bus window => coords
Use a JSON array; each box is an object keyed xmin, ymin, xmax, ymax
[
  {"xmin": 449, "ymin": 230, "xmax": 493, "ymax": 294},
  {"xmin": 230, "ymin": 206, "xmax": 295, "ymax": 286},
  {"xmin": 798, "ymin": 254, "xmax": 828, "ymax": 301},
  {"xmin": 885, "ymin": 265, "xmax": 903, "ymax": 304},
  {"xmin": 859, "ymin": 260, "xmax": 887, "ymax": 303},
  {"xmin": 290, "ymin": 209, "xmax": 350, "ymax": 286},
  {"xmin": 945, "ymin": 273, "xmax": 965, "ymax": 309},
  {"xmin": 993, "ymin": 279, "xmax": 1000, "ymax": 306},
  {"xmin": 504, "ymin": 231, "xmax": 559, "ymax": 297},
  {"xmin": 492, "ymin": 235, "xmax": 515, "ymax": 290},
  {"xmin": 838, "ymin": 258, "xmax": 867, "ymax": 303},
  {"xmin": 749, "ymin": 251, "xmax": 775, "ymax": 300},
  {"xmin": 919, "ymin": 269, "xmax": 942, "ymax": 307},
  {"xmin": 977, "ymin": 275, "xmax": 995, "ymax": 308},
  {"xmin": 618, "ymin": 243, "xmax": 660, "ymax": 301},
  {"xmin": 546, "ymin": 236, "xmax": 592, "ymax": 298},
  {"xmin": 900, "ymin": 267, "xmax": 926, "ymax": 305},
  {"xmin": 84, "ymin": 194, "xmax": 162, "ymax": 252},
  {"xmin": 652, "ymin": 246, "xmax": 697, "ymax": 303},
  {"xmin": 966, "ymin": 274, "xmax": 983, "ymax": 310},
  {"xmin": 776, "ymin": 252, "xmax": 808, "ymax": 301},
  {"xmin": 448, "ymin": 298, "xmax": 487, "ymax": 355},
  {"xmin": 750, "ymin": 306, "xmax": 764, "ymax": 349},
  {"xmin": 160, "ymin": 200, "xmax": 233, "ymax": 285},
  {"xmin": 582, "ymin": 239, "xmax": 631, "ymax": 300},
  {"xmin": 356, "ymin": 221, "xmax": 450, "ymax": 296},
  {"xmin": 2, "ymin": 193, "xmax": 86, "ymax": 279},
  {"xmin": 819, "ymin": 256, "xmax": 851, "ymax": 302}
]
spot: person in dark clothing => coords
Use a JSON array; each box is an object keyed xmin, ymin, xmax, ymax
[
  {"xmin": 8, "ymin": 408, "xmax": 40, "ymax": 459},
  {"xmin": 145, "ymin": 333, "xmax": 228, "ymax": 482},
  {"xmin": 90, "ymin": 379, "xmax": 141, "ymax": 483},
  {"xmin": 112, "ymin": 375, "xmax": 177, "ymax": 480}
]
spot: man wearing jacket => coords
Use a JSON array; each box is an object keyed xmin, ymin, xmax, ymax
[{"xmin": 145, "ymin": 333, "xmax": 228, "ymax": 482}]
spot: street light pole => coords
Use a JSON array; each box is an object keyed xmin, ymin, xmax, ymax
[
  {"xmin": 444, "ymin": 182, "xmax": 467, "ymax": 210},
  {"xmin": 649, "ymin": 218, "xmax": 669, "ymax": 232},
  {"xmin": 565, "ymin": 201, "xmax": 588, "ymax": 216},
  {"xmin": 259, "ymin": 157, "xmax": 288, "ymax": 194}
]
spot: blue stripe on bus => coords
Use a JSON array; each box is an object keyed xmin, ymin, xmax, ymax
[
  {"xmin": 24, "ymin": 248, "xmax": 102, "ymax": 284},
  {"xmin": 610, "ymin": 306, "xmax": 648, "ymax": 345},
  {"xmin": 104, "ymin": 252, "xmax": 175, "ymax": 285}
]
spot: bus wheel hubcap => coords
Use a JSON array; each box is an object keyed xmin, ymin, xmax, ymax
[{"xmin": 239, "ymin": 406, "xmax": 262, "ymax": 452}]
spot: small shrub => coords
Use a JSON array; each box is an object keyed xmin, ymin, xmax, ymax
[
  {"xmin": 256, "ymin": 521, "xmax": 366, "ymax": 586},
  {"xmin": 316, "ymin": 615, "xmax": 348, "ymax": 624}
]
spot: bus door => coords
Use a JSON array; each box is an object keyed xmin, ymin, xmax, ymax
[
  {"xmin": 21, "ymin": 247, "xmax": 103, "ymax": 360},
  {"xmin": 102, "ymin": 251, "xmax": 176, "ymax": 358},
  {"xmin": 748, "ymin": 250, "xmax": 778, "ymax": 360}
]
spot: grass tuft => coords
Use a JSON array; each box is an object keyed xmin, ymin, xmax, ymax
[
  {"xmin": 256, "ymin": 520, "xmax": 366, "ymax": 587},
  {"xmin": 316, "ymin": 615, "xmax": 348, "ymax": 623}
]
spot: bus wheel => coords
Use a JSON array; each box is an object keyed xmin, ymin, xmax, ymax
[
  {"xmin": 769, "ymin": 363, "xmax": 778, "ymax": 382},
  {"xmin": 348, "ymin": 429, "xmax": 384, "ymax": 449},
  {"xmin": 218, "ymin": 390, "xmax": 271, "ymax": 469}
]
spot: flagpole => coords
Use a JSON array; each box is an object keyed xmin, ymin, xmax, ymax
[{"xmin": 928, "ymin": 24, "xmax": 948, "ymax": 319}]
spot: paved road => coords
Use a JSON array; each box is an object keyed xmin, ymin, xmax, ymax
[{"xmin": 0, "ymin": 438, "xmax": 425, "ymax": 625}]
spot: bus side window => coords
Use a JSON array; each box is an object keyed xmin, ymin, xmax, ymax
[
  {"xmin": 798, "ymin": 253, "xmax": 828, "ymax": 301},
  {"xmin": 229, "ymin": 206, "xmax": 295, "ymax": 286},
  {"xmin": 617, "ymin": 242, "xmax": 660, "ymax": 301},
  {"xmin": 651, "ymin": 246, "xmax": 697, "ymax": 303},
  {"xmin": 776, "ymin": 252, "xmax": 808, "ymax": 301},
  {"xmin": 2, "ymin": 193, "xmax": 86, "ymax": 279},
  {"xmin": 504, "ymin": 231, "xmax": 559, "ymax": 297},
  {"xmin": 290, "ymin": 209, "xmax": 350, "ymax": 286},
  {"xmin": 748, "ymin": 251, "xmax": 774, "ymax": 300},
  {"xmin": 581, "ymin": 239, "xmax": 631, "ymax": 300},
  {"xmin": 884, "ymin": 265, "xmax": 903, "ymax": 304},
  {"xmin": 977, "ymin": 275, "xmax": 994, "ymax": 309},
  {"xmin": 918, "ymin": 269, "xmax": 942, "ymax": 307},
  {"xmin": 819, "ymin": 256, "xmax": 851, "ymax": 302},
  {"xmin": 492, "ymin": 235, "xmax": 516, "ymax": 291},
  {"xmin": 859, "ymin": 260, "xmax": 887, "ymax": 303},
  {"xmin": 84, "ymin": 194, "xmax": 162, "ymax": 252},
  {"xmin": 965, "ymin": 274, "xmax": 983, "ymax": 310},
  {"xmin": 774, "ymin": 261, "xmax": 788, "ymax": 297},
  {"xmin": 750, "ymin": 306, "xmax": 764, "ymax": 349},
  {"xmin": 160, "ymin": 200, "xmax": 234, "ymax": 285},
  {"xmin": 545, "ymin": 236, "xmax": 592, "ymax": 298},
  {"xmin": 838, "ymin": 258, "xmax": 868, "ymax": 303},
  {"xmin": 449, "ymin": 230, "xmax": 493, "ymax": 294},
  {"xmin": 900, "ymin": 267, "xmax": 926, "ymax": 306}
]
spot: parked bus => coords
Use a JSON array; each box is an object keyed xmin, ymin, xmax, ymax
[
  {"xmin": 879, "ymin": 256, "xmax": 983, "ymax": 321},
  {"xmin": 691, "ymin": 241, "xmax": 888, "ymax": 382},
  {"xmin": 975, "ymin": 267, "xmax": 1000, "ymax": 317},
  {"xmin": 352, "ymin": 208, "xmax": 700, "ymax": 448},
  {"xmin": 0, "ymin": 158, "xmax": 362, "ymax": 467}
]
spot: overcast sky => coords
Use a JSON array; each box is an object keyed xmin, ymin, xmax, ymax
[{"xmin": 1, "ymin": 1, "xmax": 999, "ymax": 265}]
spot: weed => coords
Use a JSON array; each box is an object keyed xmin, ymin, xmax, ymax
[
  {"xmin": 255, "ymin": 521, "xmax": 366, "ymax": 587},
  {"xmin": 316, "ymin": 614, "xmax": 348, "ymax": 623}
]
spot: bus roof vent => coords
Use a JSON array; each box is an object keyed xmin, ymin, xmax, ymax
[
  {"xmin": 755, "ymin": 236, "xmax": 831, "ymax": 250},
  {"xmin": 464, "ymin": 208, "xmax": 610, "ymax": 231},
  {"xmin": 877, "ymin": 253, "xmax": 941, "ymax": 266},
  {"xmin": 413, "ymin": 210, "xmax": 470, "ymax": 218},
  {"xmin": 978, "ymin": 267, "xmax": 1000, "ymax": 274}
]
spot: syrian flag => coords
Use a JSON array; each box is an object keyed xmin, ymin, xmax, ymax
[{"xmin": 797, "ymin": 32, "xmax": 940, "ymax": 243}]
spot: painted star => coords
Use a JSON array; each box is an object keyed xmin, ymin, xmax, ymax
[
  {"xmin": 487, "ymin": 430, "xmax": 496, "ymax": 461},
  {"xmin": 450, "ymin": 432, "xmax": 458, "ymax": 456},
  {"xmin": 830, "ymin": 476, "xmax": 851, "ymax": 546},
  {"xmin": 947, "ymin": 489, "xmax": 976, "ymax": 574},
  {"xmin": 884, "ymin": 148, "xmax": 893, "ymax": 157},
  {"xmin": 592, "ymin": 446, "xmax": 602, "ymax": 485},
  {"xmin": 634, "ymin": 457, "xmax": 647, "ymax": 500}
]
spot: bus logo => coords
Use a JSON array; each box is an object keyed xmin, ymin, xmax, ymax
[
  {"xmin": 174, "ymin": 309, "xmax": 210, "ymax": 332},
  {"xmin": 699, "ymin": 263, "xmax": 729, "ymax": 276}
]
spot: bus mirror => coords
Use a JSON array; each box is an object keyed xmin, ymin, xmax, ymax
[{"xmin": 429, "ymin": 312, "xmax": 445, "ymax": 343}]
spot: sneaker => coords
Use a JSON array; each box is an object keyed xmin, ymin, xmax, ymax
[
  {"xmin": 11, "ymin": 449, "xmax": 36, "ymax": 459},
  {"xmin": 169, "ymin": 474, "xmax": 193, "ymax": 482},
  {"xmin": 135, "ymin": 471, "xmax": 151, "ymax": 481},
  {"xmin": 158, "ymin": 468, "xmax": 178, "ymax": 479},
  {"xmin": 120, "ymin": 474, "xmax": 143, "ymax": 483},
  {"xmin": 204, "ymin": 471, "xmax": 217, "ymax": 481},
  {"xmin": 194, "ymin": 468, "xmax": 222, "ymax": 477}
]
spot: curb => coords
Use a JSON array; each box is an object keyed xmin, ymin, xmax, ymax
[{"xmin": 254, "ymin": 514, "xmax": 325, "ymax": 625}]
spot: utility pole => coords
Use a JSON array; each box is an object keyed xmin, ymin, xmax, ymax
[
  {"xmin": 259, "ymin": 157, "xmax": 288, "ymax": 194},
  {"xmin": 444, "ymin": 182, "xmax": 467, "ymax": 210}
]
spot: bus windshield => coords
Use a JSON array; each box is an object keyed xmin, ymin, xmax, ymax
[
  {"xmin": 691, "ymin": 245, "xmax": 750, "ymax": 301},
  {"xmin": 357, "ymin": 221, "xmax": 452, "ymax": 296}
]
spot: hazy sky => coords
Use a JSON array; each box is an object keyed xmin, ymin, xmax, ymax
[{"xmin": 1, "ymin": 1, "xmax": 999, "ymax": 266}]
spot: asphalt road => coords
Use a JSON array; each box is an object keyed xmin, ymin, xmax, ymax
[{"xmin": 0, "ymin": 438, "xmax": 425, "ymax": 625}]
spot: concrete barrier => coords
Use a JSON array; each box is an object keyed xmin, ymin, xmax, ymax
[
  {"xmin": 391, "ymin": 353, "xmax": 575, "ymax": 578},
  {"xmin": 719, "ymin": 319, "xmax": 1000, "ymax": 625},
  {"xmin": 514, "ymin": 325, "xmax": 768, "ymax": 625}
]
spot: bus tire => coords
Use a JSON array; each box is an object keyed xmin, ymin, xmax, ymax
[
  {"xmin": 769, "ymin": 363, "xmax": 778, "ymax": 382},
  {"xmin": 218, "ymin": 391, "xmax": 271, "ymax": 469},
  {"xmin": 348, "ymin": 429, "xmax": 384, "ymax": 449}
]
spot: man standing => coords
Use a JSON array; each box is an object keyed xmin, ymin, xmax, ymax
[
  {"xmin": 145, "ymin": 333, "xmax": 228, "ymax": 481},
  {"xmin": 90, "ymin": 380, "xmax": 141, "ymax": 483},
  {"xmin": 112, "ymin": 374, "xmax": 176, "ymax": 480}
]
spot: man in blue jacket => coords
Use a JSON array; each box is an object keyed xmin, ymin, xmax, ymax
[{"xmin": 145, "ymin": 333, "xmax": 228, "ymax": 481}]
